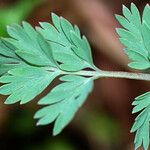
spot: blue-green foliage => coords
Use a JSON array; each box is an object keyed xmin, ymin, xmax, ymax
[
  {"xmin": 131, "ymin": 92, "xmax": 150, "ymax": 150},
  {"xmin": 37, "ymin": 13, "xmax": 95, "ymax": 71},
  {"xmin": 116, "ymin": 3, "xmax": 150, "ymax": 150},
  {"xmin": 0, "ymin": 14, "xmax": 94, "ymax": 135},
  {"xmin": 0, "ymin": 3, "xmax": 150, "ymax": 149},
  {"xmin": 116, "ymin": 3, "xmax": 150, "ymax": 70}
]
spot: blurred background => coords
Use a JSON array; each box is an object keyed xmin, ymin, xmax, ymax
[{"xmin": 0, "ymin": 0, "xmax": 150, "ymax": 150}]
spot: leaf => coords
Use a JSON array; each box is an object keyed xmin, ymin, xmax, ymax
[
  {"xmin": 7, "ymin": 23, "xmax": 56, "ymax": 67},
  {"xmin": 142, "ymin": 22, "xmax": 150, "ymax": 51},
  {"xmin": 116, "ymin": 3, "xmax": 150, "ymax": 70},
  {"xmin": 0, "ymin": 66, "xmax": 59, "ymax": 104},
  {"xmin": 34, "ymin": 75, "xmax": 93, "ymax": 135},
  {"xmin": 38, "ymin": 75, "xmax": 91, "ymax": 105},
  {"xmin": 0, "ymin": 64, "xmax": 20, "ymax": 76},
  {"xmin": 125, "ymin": 49, "xmax": 148, "ymax": 62},
  {"xmin": 128, "ymin": 61, "xmax": 150, "ymax": 70},
  {"xmin": 70, "ymin": 32, "xmax": 93, "ymax": 64},
  {"xmin": 0, "ymin": 39, "xmax": 23, "ymax": 76},
  {"xmin": 117, "ymin": 4, "xmax": 150, "ymax": 150},
  {"xmin": 0, "ymin": 39, "xmax": 17, "ymax": 58},
  {"xmin": 54, "ymin": 52, "xmax": 88, "ymax": 71},
  {"xmin": 0, "ymin": 13, "xmax": 96, "ymax": 136},
  {"xmin": 131, "ymin": 92, "xmax": 150, "ymax": 150},
  {"xmin": 143, "ymin": 4, "xmax": 150, "ymax": 30},
  {"xmin": 37, "ymin": 13, "xmax": 95, "ymax": 71}
]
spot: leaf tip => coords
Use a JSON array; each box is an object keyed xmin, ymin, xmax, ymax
[
  {"xmin": 52, "ymin": 130, "xmax": 59, "ymax": 136},
  {"xmin": 6, "ymin": 25, "xmax": 12, "ymax": 32},
  {"xmin": 132, "ymin": 109, "xmax": 136, "ymax": 114},
  {"xmin": 20, "ymin": 101, "xmax": 26, "ymax": 105},
  {"xmin": 115, "ymin": 14, "xmax": 120, "ymax": 20},
  {"xmin": 37, "ymin": 100, "xmax": 44, "ymax": 105},
  {"xmin": 39, "ymin": 22, "xmax": 43, "ymax": 26},
  {"xmin": 35, "ymin": 26, "xmax": 41, "ymax": 32},
  {"xmin": 36, "ymin": 122, "xmax": 41, "ymax": 126},
  {"xmin": 130, "ymin": 125, "xmax": 136, "ymax": 133},
  {"xmin": 4, "ymin": 99, "xmax": 14, "ymax": 105},
  {"xmin": 51, "ymin": 12, "xmax": 58, "ymax": 19},
  {"xmin": 4, "ymin": 101, "xmax": 9, "ymax": 104},
  {"xmin": 131, "ymin": 2, "xmax": 135, "ymax": 7},
  {"xmin": 22, "ymin": 21, "xmax": 27, "ymax": 26},
  {"xmin": 130, "ymin": 129, "xmax": 133, "ymax": 133},
  {"xmin": 122, "ymin": 4, "xmax": 126, "ymax": 9},
  {"xmin": 115, "ymin": 28, "xmax": 119, "ymax": 33}
]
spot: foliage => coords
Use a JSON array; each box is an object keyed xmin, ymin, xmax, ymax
[
  {"xmin": 116, "ymin": 3, "xmax": 150, "ymax": 150},
  {"xmin": 116, "ymin": 3, "xmax": 150, "ymax": 70},
  {"xmin": 0, "ymin": 2, "xmax": 150, "ymax": 150},
  {"xmin": 131, "ymin": 92, "xmax": 150, "ymax": 150},
  {"xmin": 0, "ymin": 13, "xmax": 95, "ymax": 135}
]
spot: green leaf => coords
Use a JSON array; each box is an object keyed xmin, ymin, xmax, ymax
[
  {"xmin": 37, "ymin": 13, "xmax": 95, "ymax": 71},
  {"xmin": 122, "ymin": 5, "xmax": 132, "ymax": 19},
  {"xmin": 51, "ymin": 13, "xmax": 62, "ymax": 33},
  {"xmin": 128, "ymin": 61, "xmax": 150, "ymax": 70},
  {"xmin": 131, "ymin": 92, "xmax": 150, "ymax": 150},
  {"xmin": 0, "ymin": 39, "xmax": 23, "ymax": 75},
  {"xmin": 7, "ymin": 23, "xmax": 56, "ymax": 67},
  {"xmin": 142, "ymin": 22, "xmax": 150, "ymax": 51},
  {"xmin": 0, "ymin": 13, "xmax": 96, "ymax": 136},
  {"xmin": 74, "ymin": 25, "xmax": 81, "ymax": 37},
  {"xmin": 34, "ymin": 75, "xmax": 93, "ymax": 135},
  {"xmin": 0, "ymin": 64, "xmax": 20, "ymax": 76},
  {"xmin": 117, "ymin": 4, "xmax": 150, "ymax": 150},
  {"xmin": 0, "ymin": 39, "xmax": 17, "ymax": 58},
  {"xmin": 70, "ymin": 32, "xmax": 93, "ymax": 64},
  {"xmin": 15, "ymin": 50, "xmax": 51, "ymax": 66},
  {"xmin": 116, "ymin": 3, "xmax": 150, "ymax": 70},
  {"xmin": 38, "ymin": 75, "xmax": 91, "ymax": 105},
  {"xmin": 125, "ymin": 49, "xmax": 148, "ymax": 62},
  {"xmin": 54, "ymin": 52, "xmax": 88, "ymax": 71},
  {"xmin": 143, "ymin": 4, "xmax": 150, "ymax": 29},
  {"xmin": 60, "ymin": 17, "xmax": 74, "ymax": 42},
  {"xmin": 0, "ymin": 66, "xmax": 59, "ymax": 104},
  {"xmin": 130, "ymin": 3, "xmax": 141, "ymax": 30}
]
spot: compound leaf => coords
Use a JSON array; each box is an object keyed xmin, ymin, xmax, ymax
[
  {"xmin": 70, "ymin": 32, "xmax": 93, "ymax": 64},
  {"xmin": 7, "ymin": 23, "xmax": 56, "ymax": 67},
  {"xmin": 0, "ymin": 39, "xmax": 23, "ymax": 76},
  {"xmin": 0, "ymin": 66, "xmax": 59, "ymax": 104},
  {"xmin": 116, "ymin": 3, "xmax": 150, "ymax": 70},
  {"xmin": 0, "ymin": 13, "xmax": 95, "ymax": 136},
  {"xmin": 117, "ymin": 4, "xmax": 150, "ymax": 150},
  {"xmin": 34, "ymin": 75, "xmax": 93, "ymax": 135},
  {"xmin": 131, "ymin": 92, "xmax": 150, "ymax": 150},
  {"xmin": 37, "ymin": 13, "xmax": 95, "ymax": 71}
]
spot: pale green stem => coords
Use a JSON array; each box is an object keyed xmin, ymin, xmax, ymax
[
  {"xmin": 96, "ymin": 70, "xmax": 150, "ymax": 81},
  {"xmin": 46, "ymin": 67, "xmax": 150, "ymax": 81},
  {"xmin": 63, "ymin": 70, "xmax": 150, "ymax": 81}
]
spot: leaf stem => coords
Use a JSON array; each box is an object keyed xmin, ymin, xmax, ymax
[
  {"xmin": 46, "ymin": 67, "xmax": 150, "ymax": 81},
  {"xmin": 97, "ymin": 70, "xmax": 150, "ymax": 81},
  {"xmin": 63, "ymin": 70, "xmax": 150, "ymax": 81}
]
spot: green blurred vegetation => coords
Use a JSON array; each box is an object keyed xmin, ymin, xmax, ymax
[
  {"xmin": 83, "ymin": 110, "xmax": 121, "ymax": 144},
  {"xmin": 0, "ymin": 0, "xmax": 43, "ymax": 36},
  {"xmin": 4, "ymin": 108, "xmax": 121, "ymax": 150}
]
